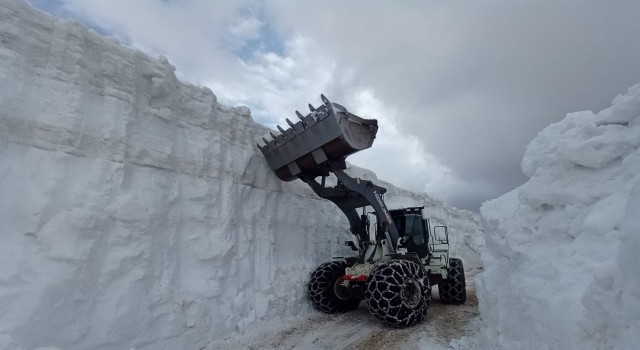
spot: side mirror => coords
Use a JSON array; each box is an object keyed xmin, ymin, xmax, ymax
[
  {"xmin": 433, "ymin": 226, "xmax": 449, "ymax": 243},
  {"xmin": 344, "ymin": 240, "xmax": 358, "ymax": 252}
]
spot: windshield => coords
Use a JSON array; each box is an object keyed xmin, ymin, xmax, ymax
[{"xmin": 392, "ymin": 214, "xmax": 425, "ymax": 244}]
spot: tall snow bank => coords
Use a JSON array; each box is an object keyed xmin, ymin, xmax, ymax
[
  {"xmin": 0, "ymin": 1, "xmax": 483, "ymax": 349},
  {"xmin": 477, "ymin": 84, "xmax": 640, "ymax": 349}
]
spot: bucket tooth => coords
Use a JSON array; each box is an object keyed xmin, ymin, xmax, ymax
[
  {"xmin": 321, "ymin": 94, "xmax": 330, "ymax": 106},
  {"xmin": 286, "ymin": 118, "xmax": 294, "ymax": 127},
  {"xmin": 319, "ymin": 94, "xmax": 334, "ymax": 119},
  {"xmin": 270, "ymin": 131, "xmax": 278, "ymax": 140},
  {"xmin": 308, "ymin": 104, "xmax": 315, "ymax": 112},
  {"xmin": 277, "ymin": 125, "xmax": 286, "ymax": 134},
  {"xmin": 262, "ymin": 137, "xmax": 269, "ymax": 145},
  {"xmin": 296, "ymin": 111, "xmax": 305, "ymax": 120}
]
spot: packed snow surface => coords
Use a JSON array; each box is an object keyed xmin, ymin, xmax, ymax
[
  {"xmin": 0, "ymin": 1, "xmax": 483, "ymax": 349},
  {"xmin": 477, "ymin": 84, "xmax": 640, "ymax": 349}
]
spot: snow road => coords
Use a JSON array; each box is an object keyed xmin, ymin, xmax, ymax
[{"xmin": 221, "ymin": 269, "xmax": 481, "ymax": 350}]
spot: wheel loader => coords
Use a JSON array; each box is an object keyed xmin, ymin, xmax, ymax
[{"xmin": 258, "ymin": 95, "xmax": 466, "ymax": 327}]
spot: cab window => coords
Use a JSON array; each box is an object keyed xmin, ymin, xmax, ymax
[{"xmin": 392, "ymin": 214, "xmax": 425, "ymax": 244}]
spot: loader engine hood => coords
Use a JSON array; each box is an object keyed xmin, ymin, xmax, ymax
[{"xmin": 258, "ymin": 95, "xmax": 379, "ymax": 181}]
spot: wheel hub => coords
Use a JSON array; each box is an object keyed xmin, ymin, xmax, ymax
[
  {"xmin": 401, "ymin": 279, "xmax": 421, "ymax": 308},
  {"xmin": 333, "ymin": 279, "xmax": 352, "ymax": 301}
]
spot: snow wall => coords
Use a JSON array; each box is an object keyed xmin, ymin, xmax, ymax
[
  {"xmin": 0, "ymin": 1, "xmax": 483, "ymax": 349},
  {"xmin": 477, "ymin": 84, "xmax": 640, "ymax": 349}
]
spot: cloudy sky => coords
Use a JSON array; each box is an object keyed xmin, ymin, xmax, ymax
[{"xmin": 29, "ymin": 0, "xmax": 640, "ymax": 212}]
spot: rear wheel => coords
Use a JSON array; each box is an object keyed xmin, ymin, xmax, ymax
[
  {"xmin": 439, "ymin": 257, "xmax": 466, "ymax": 304},
  {"xmin": 308, "ymin": 261, "xmax": 361, "ymax": 313},
  {"xmin": 365, "ymin": 260, "xmax": 431, "ymax": 327}
]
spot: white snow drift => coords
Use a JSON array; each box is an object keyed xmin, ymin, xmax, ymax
[
  {"xmin": 477, "ymin": 84, "xmax": 640, "ymax": 349},
  {"xmin": 0, "ymin": 1, "xmax": 483, "ymax": 349}
]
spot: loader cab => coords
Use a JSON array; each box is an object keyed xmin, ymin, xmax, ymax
[{"xmin": 390, "ymin": 207, "xmax": 430, "ymax": 258}]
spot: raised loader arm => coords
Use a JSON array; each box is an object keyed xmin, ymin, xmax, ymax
[
  {"xmin": 258, "ymin": 95, "xmax": 400, "ymax": 250},
  {"xmin": 300, "ymin": 163, "xmax": 400, "ymax": 250}
]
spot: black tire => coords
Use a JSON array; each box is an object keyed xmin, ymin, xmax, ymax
[
  {"xmin": 308, "ymin": 261, "xmax": 361, "ymax": 313},
  {"xmin": 365, "ymin": 260, "xmax": 431, "ymax": 328},
  {"xmin": 439, "ymin": 257, "xmax": 466, "ymax": 304}
]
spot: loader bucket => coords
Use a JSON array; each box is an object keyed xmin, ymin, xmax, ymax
[{"xmin": 258, "ymin": 95, "xmax": 379, "ymax": 181}]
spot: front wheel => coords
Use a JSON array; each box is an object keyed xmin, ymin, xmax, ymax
[
  {"xmin": 439, "ymin": 257, "xmax": 466, "ymax": 304},
  {"xmin": 365, "ymin": 260, "xmax": 431, "ymax": 327},
  {"xmin": 308, "ymin": 261, "xmax": 361, "ymax": 313}
]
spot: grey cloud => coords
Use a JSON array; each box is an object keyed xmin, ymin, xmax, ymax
[
  {"xmin": 41, "ymin": 0, "xmax": 640, "ymax": 212},
  {"xmin": 265, "ymin": 0, "xmax": 640, "ymax": 211}
]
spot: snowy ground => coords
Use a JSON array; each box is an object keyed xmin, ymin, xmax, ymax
[{"xmin": 211, "ymin": 268, "xmax": 482, "ymax": 350}]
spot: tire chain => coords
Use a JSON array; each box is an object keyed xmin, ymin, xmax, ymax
[
  {"xmin": 365, "ymin": 260, "xmax": 431, "ymax": 327},
  {"xmin": 308, "ymin": 261, "xmax": 360, "ymax": 313},
  {"xmin": 439, "ymin": 257, "xmax": 466, "ymax": 304}
]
